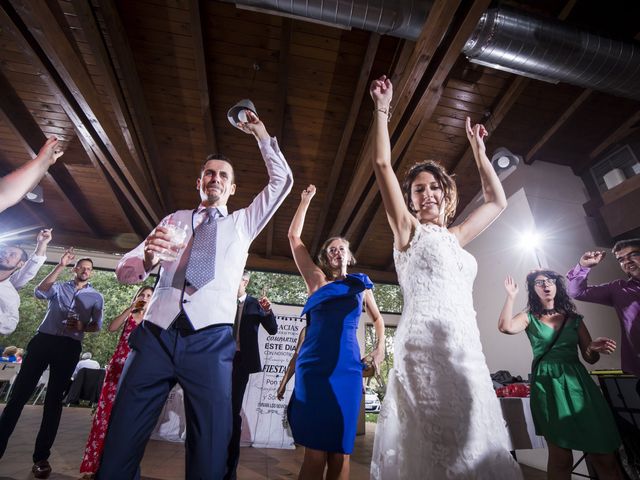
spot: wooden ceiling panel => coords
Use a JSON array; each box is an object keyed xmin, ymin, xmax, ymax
[{"xmin": 0, "ymin": 0, "xmax": 635, "ymax": 279}]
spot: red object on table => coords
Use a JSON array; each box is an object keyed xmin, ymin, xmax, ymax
[{"xmin": 496, "ymin": 383, "xmax": 530, "ymax": 398}]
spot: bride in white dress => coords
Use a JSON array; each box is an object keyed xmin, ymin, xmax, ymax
[{"xmin": 369, "ymin": 75, "xmax": 522, "ymax": 479}]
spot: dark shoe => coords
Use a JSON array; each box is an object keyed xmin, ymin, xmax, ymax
[{"xmin": 32, "ymin": 460, "xmax": 52, "ymax": 479}]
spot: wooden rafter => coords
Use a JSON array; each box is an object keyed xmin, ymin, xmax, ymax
[
  {"xmin": 449, "ymin": 77, "xmax": 530, "ymax": 179},
  {"xmin": 310, "ymin": 32, "xmax": 381, "ymax": 255},
  {"xmin": 188, "ymin": 0, "xmax": 218, "ymax": 155},
  {"xmin": 525, "ymin": 89, "xmax": 593, "ymax": 164},
  {"xmin": 587, "ymin": 109, "xmax": 640, "ymax": 163},
  {"xmin": 73, "ymin": 0, "xmax": 170, "ymax": 212},
  {"xmin": 3, "ymin": 0, "xmax": 161, "ymax": 233},
  {"xmin": 265, "ymin": 18, "xmax": 292, "ymax": 259},
  {"xmin": 0, "ymin": 70, "xmax": 104, "ymax": 236},
  {"xmin": 351, "ymin": 0, "xmax": 493, "ymax": 254},
  {"xmin": 451, "ymin": 0, "xmax": 578, "ymax": 177},
  {"xmin": 327, "ymin": 0, "xmax": 466, "ymax": 240}
]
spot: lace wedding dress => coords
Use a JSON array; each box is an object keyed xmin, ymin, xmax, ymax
[{"xmin": 371, "ymin": 224, "xmax": 522, "ymax": 479}]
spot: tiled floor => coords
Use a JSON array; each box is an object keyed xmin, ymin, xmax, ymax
[{"xmin": 0, "ymin": 405, "xmax": 545, "ymax": 479}]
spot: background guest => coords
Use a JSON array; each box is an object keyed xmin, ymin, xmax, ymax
[
  {"xmin": 499, "ymin": 270, "xmax": 622, "ymax": 479},
  {"xmin": 71, "ymin": 352, "xmax": 100, "ymax": 381},
  {"xmin": 0, "ymin": 229, "xmax": 52, "ymax": 335},
  {"xmin": 0, "ymin": 250, "xmax": 103, "ymax": 479},
  {"xmin": 287, "ymin": 184, "xmax": 385, "ymax": 479},
  {"xmin": 80, "ymin": 285, "xmax": 153, "ymax": 479},
  {"xmin": 224, "ymin": 272, "xmax": 277, "ymax": 480},
  {"xmin": 567, "ymin": 240, "xmax": 640, "ymax": 378}
]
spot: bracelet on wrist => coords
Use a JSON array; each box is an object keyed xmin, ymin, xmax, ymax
[{"xmin": 374, "ymin": 105, "xmax": 392, "ymax": 122}]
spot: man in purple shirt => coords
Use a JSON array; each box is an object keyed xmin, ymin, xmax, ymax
[
  {"xmin": 566, "ymin": 238, "xmax": 640, "ymax": 378},
  {"xmin": 0, "ymin": 248, "xmax": 103, "ymax": 479}
]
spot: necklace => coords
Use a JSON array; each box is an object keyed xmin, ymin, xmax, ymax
[{"xmin": 541, "ymin": 308, "xmax": 558, "ymax": 316}]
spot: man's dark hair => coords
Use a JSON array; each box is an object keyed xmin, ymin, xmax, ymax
[
  {"xmin": 75, "ymin": 258, "xmax": 94, "ymax": 268},
  {"xmin": 200, "ymin": 154, "xmax": 234, "ymax": 180},
  {"xmin": 613, "ymin": 238, "xmax": 640, "ymax": 254}
]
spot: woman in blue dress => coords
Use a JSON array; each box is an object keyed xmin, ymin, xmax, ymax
[{"xmin": 287, "ymin": 184, "xmax": 386, "ymax": 479}]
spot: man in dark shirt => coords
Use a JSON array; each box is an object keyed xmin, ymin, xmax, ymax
[{"xmin": 225, "ymin": 271, "xmax": 278, "ymax": 480}]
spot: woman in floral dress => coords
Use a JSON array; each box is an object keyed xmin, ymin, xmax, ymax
[{"xmin": 79, "ymin": 286, "xmax": 153, "ymax": 478}]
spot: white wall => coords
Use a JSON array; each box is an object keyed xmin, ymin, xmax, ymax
[{"xmin": 457, "ymin": 161, "xmax": 624, "ymax": 475}]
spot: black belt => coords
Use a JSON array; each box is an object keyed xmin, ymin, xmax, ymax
[{"xmin": 145, "ymin": 319, "xmax": 232, "ymax": 338}]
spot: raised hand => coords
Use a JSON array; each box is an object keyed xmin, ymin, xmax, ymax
[
  {"xmin": 579, "ymin": 250, "xmax": 606, "ymax": 268},
  {"xmin": 589, "ymin": 337, "xmax": 616, "ymax": 355},
  {"xmin": 504, "ymin": 275, "xmax": 519, "ymax": 297},
  {"xmin": 258, "ymin": 295, "xmax": 272, "ymax": 313},
  {"xmin": 236, "ymin": 109, "xmax": 268, "ymax": 140},
  {"xmin": 369, "ymin": 75, "xmax": 393, "ymax": 108},
  {"xmin": 59, "ymin": 247, "xmax": 76, "ymax": 267},
  {"xmin": 465, "ymin": 116, "xmax": 488, "ymax": 154},
  {"xmin": 301, "ymin": 184, "xmax": 316, "ymax": 203},
  {"xmin": 38, "ymin": 137, "xmax": 64, "ymax": 165},
  {"xmin": 36, "ymin": 228, "xmax": 53, "ymax": 246}
]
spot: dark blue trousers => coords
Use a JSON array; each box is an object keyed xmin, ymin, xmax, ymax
[{"xmin": 96, "ymin": 320, "xmax": 235, "ymax": 480}]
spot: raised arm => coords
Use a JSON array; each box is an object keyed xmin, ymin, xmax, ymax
[
  {"xmin": 288, "ymin": 185, "xmax": 326, "ymax": 293},
  {"xmin": 237, "ymin": 110, "xmax": 293, "ymax": 239},
  {"xmin": 369, "ymin": 76, "xmax": 416, "ymax": 250},
  {"xmin": 364, "ymin": 289, "xmax": 386, "ymax": 368},
  {"xmin": 0, "ymin": 138, "xmax": 63, "ymax": 213},
  {"xmin": 566, "ymin": 251, "xmax": 614, "ymax": 305},
  {"xmin": 450, "ymin": 118, "xmax": 507, "ymax": 247},
  {"xmin": 498, "ymin": 276, "xmax": 529, "ymax": 334},
  {"xmin": 35, "ymin": 247, "xmax": 75, "ymax": 296},
  {"xmin": 108, "ymin": 303, "xmax": 135, "ymax": 332},
  {"xmin": 10, "ymin": 228, "xmax": 51, "ymax": 290}
]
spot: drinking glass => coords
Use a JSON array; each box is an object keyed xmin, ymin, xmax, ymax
[{"xmin": 157, "ymin": 217, "xmax": 188, "ymax": 262}]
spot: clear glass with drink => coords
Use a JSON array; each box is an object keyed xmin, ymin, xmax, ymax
[{"xmin": 157, "ymin": 217, "xmax": 188, "ymax": 262}]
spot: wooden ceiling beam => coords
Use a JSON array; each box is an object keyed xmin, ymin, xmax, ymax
[
  {"xmin": 327, "ymin": 0, "xmax": 465, "ymax": 239},
  {"xmin": 525, "ymin": 88, "xmax": 593, "ymax": 164},
  {"xmin": 73, "ymin": 0, "xmax": 170, "ymax": 212},
  {"xmin": 351, "ymin": 0, "xmax": 493, "ymax": 254},
  {"xmin": 247, "ymin": 253, "xmax": 398, "ymax": 284},
  {"xmin": 265, "ymin": 18, "xmax": 292, "ymax": 259},
  {"xmin": 449, "ymin": 76, "xmax": 530, "ymax": 180},
  {"xmin": 188, "ymin": 0, "xmax": 218, "ymax": 155},
  {"xmin": 0, "ymin": 71, "xmax": 105, "ymax": 236},
  {"xmin": 587, "ymin": 109, "xmax": 640, "ymax": 163},
  {"xmin": 310, "ymin": 32, "xmax": 381, "ymax": 255},
  {"xmin": 2, "ymin": 0, "xmax": 160, "ymax": 232}
]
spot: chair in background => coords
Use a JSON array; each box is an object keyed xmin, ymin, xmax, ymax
[
  {"xmin": 0, "ymin": 363, "xmax": 20, "ymax": 401},
  {"xmin": 64, "ymin": 368, "xmax": 105, "ymax": 406},
  {"xmin": 32, "ymin": 368, "xmax": 50, "ymax": 405}
]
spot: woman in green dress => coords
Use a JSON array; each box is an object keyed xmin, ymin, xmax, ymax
[{"xmin": 498, "ymin": 269, "xmax": 622, "ymax": 479}]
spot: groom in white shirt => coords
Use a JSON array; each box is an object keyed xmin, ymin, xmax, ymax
[{"xmin": 96, "ymin": 110, "xmax": 293, "ymax": 480}]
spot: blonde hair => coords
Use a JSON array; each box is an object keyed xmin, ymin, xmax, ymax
[{"xmin": 316, "ymin": 237, "xmax": 356, "ymax": 280}]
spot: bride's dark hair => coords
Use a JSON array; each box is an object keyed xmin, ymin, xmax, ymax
[{"xmin": 401, "ymin": 161, "xmax": 458, "ymax": 225}]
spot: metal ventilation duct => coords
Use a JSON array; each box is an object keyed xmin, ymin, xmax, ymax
[
  {"xmin": 223, "ymin": 0, "xmax": 431, "ymax": 40},
  {"xmin": 463, "ymin": 6, "xmax": 640, "ymax": 101}
]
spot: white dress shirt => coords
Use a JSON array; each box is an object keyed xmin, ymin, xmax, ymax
[
  {"xmin": 116, "ymin": 136, "xmax": 293, "ymax": 330},
  {"xmin": 71, "ymin": 358, "xmax": 101, "ymax": 380},
  {"xmin": 0, "ymin": 254, "xmax": 46, "ymax": 335}
]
